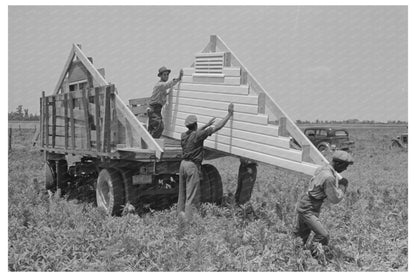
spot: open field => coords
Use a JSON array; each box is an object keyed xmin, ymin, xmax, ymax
[{"xmin": 8, "ymin": 126, "xmax": 408, "ymax": 271}]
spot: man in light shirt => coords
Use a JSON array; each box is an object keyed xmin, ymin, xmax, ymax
[
  {"xmin": 148, "ymin": 66, "xmax": 183, "ymax": 138},
  {"xmin": 294, "ymin": 150, "xmax": 354, "ymax": 257}
]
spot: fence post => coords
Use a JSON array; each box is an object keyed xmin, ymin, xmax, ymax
[{"xmin": 8, "ymin": 128, "xmax": 12, "ymax": 150}]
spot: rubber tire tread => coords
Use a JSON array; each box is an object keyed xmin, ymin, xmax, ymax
[{"xmin": 96, "ymin": 168, "xmax": 125, "ymax": 216}]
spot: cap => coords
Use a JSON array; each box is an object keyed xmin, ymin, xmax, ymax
[
  {"xmin": 332, "ymin": 150, "xmax": 354, "ymax": 164},
  {"xmin": 185, "ymin": 115, "xmax": 197, "ymax": 126},
  {"xmin": 158, "ymin": 66, "xmax": 171, "ymax": 77}
]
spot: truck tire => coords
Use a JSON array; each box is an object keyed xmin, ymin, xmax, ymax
[
  {"xmin": 44, "ymin": 160, "xmax": 70, "ymax": 191},
  {"xmin": 96, "ymin": 168, "xmax": 125, "ymax": 216},
  {"xmin": 235, "ymin": 163, "xmax": 257, "ymax": 205},
  {"xmin": 201, "ymin": 164, "xmax": 223, "ymax": 205},
  {"xmin": 44, "ymin": 161, "xmax": 56, "ymax": 190}
]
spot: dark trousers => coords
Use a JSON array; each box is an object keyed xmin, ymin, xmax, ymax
[
  {"xmin": 177, "ymin": 160, "xmax": 201, "ymax": 221},
  {"xmin": 294, "ymin": 195, "xmax": 329, "ymax": 248},
  {"xmin": 148, "ymin": 104, "xmax": 164, "ymax": 138}
]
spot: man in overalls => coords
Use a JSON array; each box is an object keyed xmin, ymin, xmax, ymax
[
  {"xmin": 294, "ymin": 150, "xmax": 354, "ymax": 258},
  {"xmin": 148, "ymin": 66, "xmax": 183, "ymax": 138},
  {"xmin": 177, "ymin": 103, "xmax": 234, "ymax": 221}
]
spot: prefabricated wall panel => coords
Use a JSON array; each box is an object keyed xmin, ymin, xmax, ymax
[{"xmin": 163, "ymin": 50, "xmax": 316, "ymax": 172}]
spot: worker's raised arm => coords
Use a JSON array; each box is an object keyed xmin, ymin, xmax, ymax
[
  {"xmin": 160, "ymin": 69, "xmax": 183, "ymax": 90},
  {"xmin": 211, "ymin": 103, "xmax": 234, "ymax": 134}
]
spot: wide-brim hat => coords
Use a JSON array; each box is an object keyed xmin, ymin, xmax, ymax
[
  {"xmin": 158, "ymin": 66, "xmax": 171, "ymax": 77},
  {"xmin": 185, "ymin": 115, "xmax": 198, "ymax": 126}
]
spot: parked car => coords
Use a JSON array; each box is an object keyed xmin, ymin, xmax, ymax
[
  {"xmin": 302, "ymin": 127, "xmax": 355, "ymax": 152},
  {"xmin": 391, "ymin": 133, "xmax": 408, "ymax": 149}
]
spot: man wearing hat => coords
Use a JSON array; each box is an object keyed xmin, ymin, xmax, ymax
[
  {"xmin": 294, "ymin": 150, "xmax": 354, "ymax": 258},
  {"xmin": 148, "ymin": 66, "xmax": 183, "ymax": 138},
  {"xmin": 177, "ymin": 103, "xmax": 234, "ymax": 221}
]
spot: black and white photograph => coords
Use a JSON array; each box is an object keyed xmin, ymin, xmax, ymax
[{"xmin": 6, "ymin": 3, "xmax": 409, "ymax": 272}]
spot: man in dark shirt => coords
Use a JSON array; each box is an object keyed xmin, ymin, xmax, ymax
[{"xmin": 177, "ymin": 103, "xmax": 234, "ymax": 221}]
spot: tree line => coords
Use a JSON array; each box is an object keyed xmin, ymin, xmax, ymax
[{"xmin": 8, "ymin": 105, "xmax": 39, "ymax": 121}]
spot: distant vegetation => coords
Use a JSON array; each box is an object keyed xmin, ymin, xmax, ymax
[{"xmin": 8, "ymin": 105, "xmax": 39, "ymax": 121}]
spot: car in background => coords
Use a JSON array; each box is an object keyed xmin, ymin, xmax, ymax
[
  {"xmin": 303, "ymin": 127, "xmax": 355, "ymax": 152},
  {"xmin": 391, "ymin": 133, "xmax": 408, "ymax": 149}
]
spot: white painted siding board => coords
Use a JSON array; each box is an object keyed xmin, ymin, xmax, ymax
[
  {"xmin": 179, "ymin": 83, "xmax": 249, "ymax": 95},
  {"xmin": 172, "ymin": 89, "xmax": 258, "ymax": 105},
  {"xmin": 222, "ymin": 67, "xmax": 241, "ymax": 77},
  {"xmin": 169, "ymin": 97, "xmax": 258, "ymax": 114},
  {"xmin": 165, "ymin": 119, "xmax": 289, "ymax": 149},
  {"xmin": 166, "ymin": 105, "xmax": 269, "ymax": 125}
]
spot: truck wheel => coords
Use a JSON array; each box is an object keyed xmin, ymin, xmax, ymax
[
  {"xmin": 201, "ymin": 164, "xmax": 223, "ymax": 205},
  {"xmin": 235, "ymin": 163, "xmax": 257, "ymax": 205},
  {"xmin": 44, "ymin": 160, "xmax": 70, "ymax": 191},
  {"xmin": 96, "ymin": 168, "xmax": 125, "ymax": 216},
  {"xmin": 44, "ymin": 161, "xmax": 56, "ymax": 190}
]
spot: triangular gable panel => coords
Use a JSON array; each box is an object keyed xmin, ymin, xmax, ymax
[
  {"xmin": 53, "ymin": 44, "xmax": 108, "ymax": 95},
  {"xmin": 163, "ymin": 35, "xmax": 333, "ymax": 176},
  {"xmin": 48, "ymin": 44, "xmax": 164, "ymax": 158}
]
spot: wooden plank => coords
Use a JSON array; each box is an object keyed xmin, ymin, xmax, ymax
[
  {"xmin": 64, "ymin": 93, "xmax": 68, "ymax": 149},
  {"xmin": 179, "ymin": 82, "xmax": 249, "ymax": 95},
  {"xmin": 53, "ymin": 46, "xmax": 75, "ymax": 95},
  {"xmin": 171, "ymin": 89, "xmax": 258, "ymax": 105},
  {"xmin": 166, "ymin": 121, "xmax": 289, "ymax": 149},
  {"xmin": 44, "ymin": 96, "xmax": 49, "ymax": 147},
  {"xmin": 125, "ymin": 118, "xmax": 134, "ymax": 147},
  {"xmin": 182, "ymin": 76, "xmax": 241, "ymax": 86},
  {"xmin": 192, "ymin": 73, "xmax": 225, "ymax": 78},
  {"xmin": 258, "ymin": 92, "xmax": 266, "ymax": 114},
  {"xmin": 82, "ymin": 89, "xmax": 91, "ymax": 150},
  {"xmin": 169, "ymin": 96, "xmax": 258, "ymax": 114},
  {"xmin": 40, "ymin": 92, "xmax": 44, "ymax": 147},
  {"xmin": 222, "ymin": 67, "xmax": 241, "ymax": 77},
  {"xmin": 52, "ymin": 101, "xmax": 58, "ymax": 149},
  {"xmin": 278, "ymin": 117, "xmax": 288, "ymax": 137},
  {"xmin": 169, "ymin": 111, "xmax": 280, "ymax": 137},
  {"xmin": 195, "ymin": 52, "xmax": 225, "ymax": 58},
  {"xmin": 167, "ymin": 105, "xmax": 269, "ymax": 125},
  {"xmin": 114, "ymin": 93, "xmax": 163, "ymax": 158},
  {"xmin": 69, "ymin": 92, "xmax": 75, "ymax": 149},
  {"xmin": 210, "ymin": 35, "xmax": 216, "ymax": 52},
  {"xmin": 95, "ymin": 87, "xmax": 102, "ymax": 152},
  {"xmin": 73, "ymin": 44, "xmax": 108, "ymax": 87},
  {"xmin": 102, "ymin": 85, "xmax": 112, "ymax": 152}
]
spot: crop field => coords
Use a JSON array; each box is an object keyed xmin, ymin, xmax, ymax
[{"xmin": 8, "ymin": 126, "xmax": 408, "ymax": 271}]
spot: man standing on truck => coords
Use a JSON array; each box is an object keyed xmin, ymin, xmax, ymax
[
  {"xmin": 178, "ymin": 103, "xmax": 234, "ymax": 221},
  {"xmin": 294, "ymin": 150, "xmax": 354, "ymax": 260},
  {"xmin": 148, "ymin": 66, "xmax": 183, "ymax": 138}
]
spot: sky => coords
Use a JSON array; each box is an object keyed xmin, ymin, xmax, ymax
[{"xmin": 8, "ymin": 5, "xmax": 408, "ymax": 122}]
